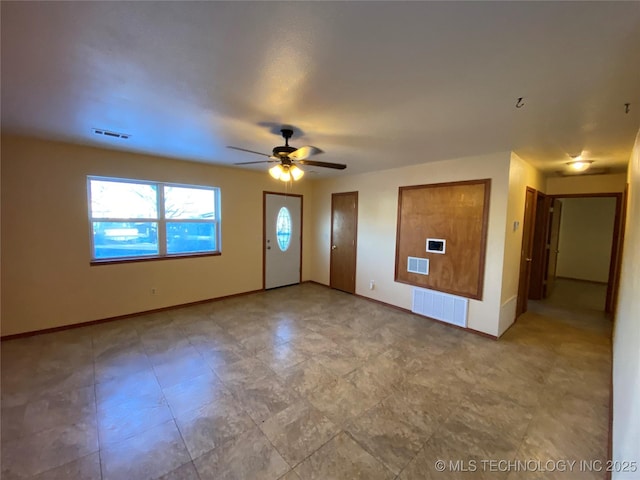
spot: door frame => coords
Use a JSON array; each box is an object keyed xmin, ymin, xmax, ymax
[
  {"xmin": 610, "ymin": 184, "xmax": 629, "ymax": 316},
  {"xmin": 546, "ymin": 192, "xmax": 623, "ymax": 313},
  {"xmin": 330, "ymin": 191, "xmax": 358, "ymax": 294},
  {"xmin": 263, "ymin": 191, "xmax": 303, "ymax": 290}
]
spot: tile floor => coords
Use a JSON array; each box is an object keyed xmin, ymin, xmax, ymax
[
  {"xmin": 1, "ymin": 283, "xmax": 611, "ymax": 479},
  {"xmin": 542, "ymin": 277, "xmax": 608, "ymax": 313}
]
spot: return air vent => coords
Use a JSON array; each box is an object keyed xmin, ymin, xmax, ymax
[
  {"xmin": 407, "ymin": 256, "xmax": 429, "ymax": 275},
  {"xmin": 92, "ymin": 128, "xmax": 131, "ymax": 140},
  {"xmin": 412, "ymin": 287, "xmax": 468, "ymax": 328}
]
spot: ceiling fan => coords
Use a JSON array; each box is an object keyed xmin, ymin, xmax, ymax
[{"xmin": 228, "ymin": 128, "xmax": 346, "ymax": 181}]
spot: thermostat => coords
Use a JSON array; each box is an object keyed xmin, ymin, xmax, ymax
[{"xmin": 426, "ymin": 238, "xmax": 446, "ymax": 254}]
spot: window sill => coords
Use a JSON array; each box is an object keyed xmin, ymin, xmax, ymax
[{"xmin": 90, "ymin": 252, "xmax": 221, "ymax": 266}]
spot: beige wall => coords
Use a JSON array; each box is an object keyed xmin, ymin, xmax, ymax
[
  {"xmin": 497, "ymin": 153, "xmax": 545, "ymax": 335},
  {"xmin": 546, "ymin": 173, "xmax": 627, "ymax": 195},
  {"xmin": 612, "ymin": 130, "xmax": 640, "ymax": 476},
  {"xmin": 309, "ymin": 152, "xmax": 511, "ymax": 337},
  {"xmin": 0, "ymin": 135, "xmax": 313, "ymax": 336},
  {"xmin": 555, "ymin": 197, "xmax": 616, "ymax": 283}
]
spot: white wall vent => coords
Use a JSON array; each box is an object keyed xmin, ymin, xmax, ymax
[
  {"xmin": 412, "ymin": 287, "xmax": 468, "ymax": 328},
  {"xmin": 407, "ymin": 256, "xmax": 429, "ymax": 275}
]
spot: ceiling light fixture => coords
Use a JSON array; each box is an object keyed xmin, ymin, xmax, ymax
[
  {"xmin": 290, "ymin": 165, "xmax": 304, "ymax": 181},
  {"xmin": 566, "ymin": 160, "xmax": 593, "ymax": 172},
  {"xmin": 268, "ymin": 164, "xmax": 304, "ymax": 182}
]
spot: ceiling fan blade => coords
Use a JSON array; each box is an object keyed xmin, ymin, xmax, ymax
[
  {"xmin": 227, "ymin": 146, "xmax": 271, "ymax": 157},
  {"xmin": 234, "ymin": 160, "xmax": 278, "ymax": 165},
  {"xmin": 298, "ymin": 159, "xmax": 347, "ymax": 170},
  {"xmin": 289, "ymin": 146, "xmax": 323, "ymax": 161}
]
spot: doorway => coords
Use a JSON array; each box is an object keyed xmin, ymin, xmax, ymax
[
  {"xmin": 264, "ymin": 192, "xmax": 302, "ymax": 289},
  {"xmin": 330, "ymin": 192, "xmax": 358, "ymax": 294},
  {"xmin": 523, "ymin": 192, "xmax": 623, "ymax": 315},
  {"xmin": 549, "ymin": 195, "xmax": 621, "ymax": 312}
]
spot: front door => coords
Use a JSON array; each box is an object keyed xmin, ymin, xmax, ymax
[
  {"xmin": 264, "ymin": 193, "xmax": 302, "ymax": 289},
  {"xmin": 330, "ymin": 192, "xmax": 358, "ymax": 293}
]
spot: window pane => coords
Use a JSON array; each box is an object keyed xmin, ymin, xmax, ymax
[
  {"xmin": 164, "ymin": 186, "xmax": 215, "ymax": 220},
  {"xmin": 276, "ymin": 207, "xmax": 292, "ymax": 252},
  {"xmin": 92, "ymin": 222, "xmax": 158, "ymax": 259},
  {"xmin": 166, "ymin": 222, "xmax": 216, "ymax": 254},
  {"xmin": 90, "ymin": 180, "xmax": 157, "ymax": 219}
]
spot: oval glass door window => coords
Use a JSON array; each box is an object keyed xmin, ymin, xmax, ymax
[{"xmin": 276, "ymin": 207, "xmax": 292, "ymax": 251}]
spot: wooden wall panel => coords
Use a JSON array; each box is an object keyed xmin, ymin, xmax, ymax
[{"xmin": 395, "ymin": 179, "xmax": 491, "ymax": 299}]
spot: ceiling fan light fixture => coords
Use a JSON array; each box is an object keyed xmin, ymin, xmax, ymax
[
  {"xmin": 566, "ymin": 160, "xmax": 593, "ymax": 172},
  {"xmin": 290, "ymin": 165, "xmax": 304, "ymax": 181},
  {"xmin": 269, "ymin": 164, "xmax": 284, "ymax": 179},
  {"xmin": 268, "ymin": 163, "xmax": 304, "ymax": 182},
  {"xmin": 280, "ymin": 168, "xmax": 292, "ymax": 182}
]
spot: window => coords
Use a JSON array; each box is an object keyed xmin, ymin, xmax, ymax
[
  {"xmin": 88, "ymin": 176, "xmax": 220, "ymax": 262},
  {"xmin": 276, "ymin": 207, "xmax": 292, "ymax": 251}
]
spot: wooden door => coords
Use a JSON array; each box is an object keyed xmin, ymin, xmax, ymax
[
  {"xmin": 544, "ymin": 198, "xmax": 563, "ymax": 298},
  {"xmin": 330, "ymin": 192, "xmax": 358, "ymax": 293},
  {"xmin": 529, "ymin": 193, "xmax": 548, "ymax": 299},
  {"xmin": 264, "ymin": 193, "xmax": 302, "ymax": 289},
  {"xmin": 516, "ymin": 187, "xmax": 537, "ymax": 318}
]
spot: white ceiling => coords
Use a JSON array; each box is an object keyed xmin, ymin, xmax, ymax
[{"xmin": 2, "ymin": 1, "xmax": 639, "ymax": 177}]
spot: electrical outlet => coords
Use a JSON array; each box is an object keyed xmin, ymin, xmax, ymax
[
  {"xmin": 369, "ymin": 280, "xmax": 375, "ymax": 290},
  {"xmin": 151, "ymin": 288, "xmax": 158, "ymax": 295}
]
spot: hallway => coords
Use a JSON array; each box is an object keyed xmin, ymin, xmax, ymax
[
  {"xmin": 511, "ymin": 277, "xmax": 612, "ymax": 478},
  {"xmin": 529, "ymin": 277, "xmax": 611, "ymax": 334}
]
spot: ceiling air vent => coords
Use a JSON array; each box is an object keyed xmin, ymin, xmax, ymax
[{"xmin": 92, "ymin": 128, "xmax": 131, "ymax": 140}]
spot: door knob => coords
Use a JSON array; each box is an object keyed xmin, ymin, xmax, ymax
[
  {"xmin": 331, "ymin": 245, "xmax": 337, "ymax": 250},
  {"xmin": 526, "ymin": 258, "xmax": 532, "ymax": 262}
]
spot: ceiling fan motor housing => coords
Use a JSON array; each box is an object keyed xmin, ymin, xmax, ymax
[
  {"xmin": 273, "ymin": 145, "xmax": 296, "ymax": 158},
  {"xmin": 273, "ymin": 128, "xmax": 296, "ymax": 159}
]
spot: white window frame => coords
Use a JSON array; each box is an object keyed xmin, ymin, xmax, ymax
[{"xmin": 87, "ymin": 176, "xmax": 221, "ymax": 263}]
